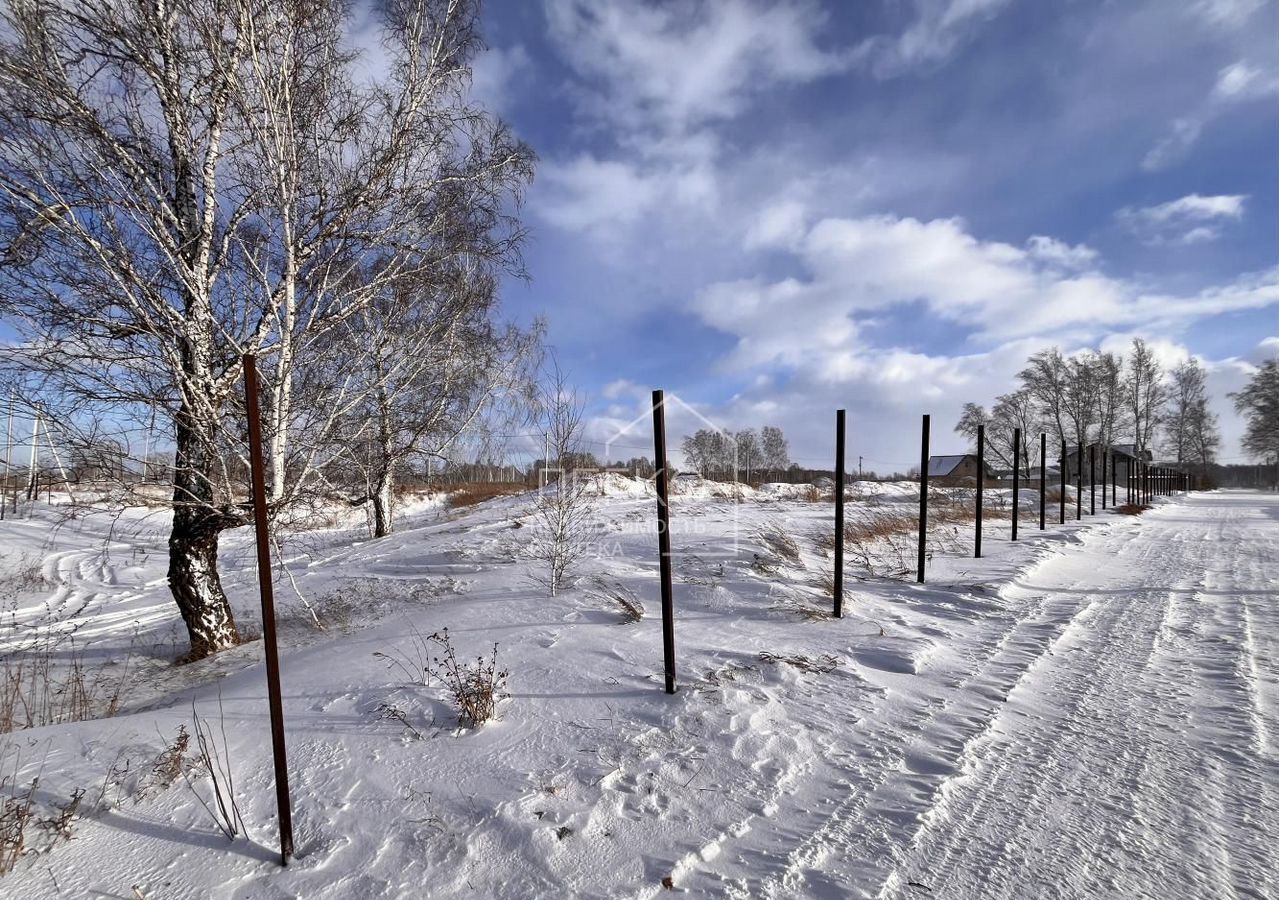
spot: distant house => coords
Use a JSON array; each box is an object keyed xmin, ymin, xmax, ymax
[{"xmin": 926, "ymin": 454, "xmax": 993, "ymax": 482}]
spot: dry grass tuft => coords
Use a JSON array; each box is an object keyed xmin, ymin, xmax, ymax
[
  {"xmin": 1, "ymin": 643, "xmax": 131, "ymax": 734},
  {"xmin": 754, "ymin": 523, "xmax": 802, "ymax": 566},
  {"xmin": 758, "ymin": 651, "xmax": 839, "ymax": 674},
  {"xmin": 770, "ymin": 593, "xmax": 832, "ymax": 622},
  {"xmin": 590, "ymin": 578, "xmax": 643, "ymax": 624},
  {"xmin": 447, "ymin": 482, "xmax": 528, "ymax": 510}
]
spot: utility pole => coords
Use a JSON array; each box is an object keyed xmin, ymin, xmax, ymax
[
  {"xmin": 26, "ymin": 414, "xmax": 40, "ymax": 503},
  {"xmin": 859, "ymin": 456, "xmax": 863, "ymax": 480}
]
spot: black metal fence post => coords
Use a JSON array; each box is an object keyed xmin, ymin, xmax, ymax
[
  {"xmin": 1059, "ymin": 438, "xmax": 1066, "ymax": 525},
  {"xmin": 242, "ymin": 354, "xmax": 295, "ymax": 866},
  {"xmin": 834, "ymin": 409, "xmax": 845, "ymax": 618},
  {"xmin": 1039, "ymin": 433, "xmax": 1046, "ymax": 530},
  {"xmin": 1076, "ymin": 444, "xmax": 1082, "ymax": 520},
  {"xmin": 917, "ymin": 414, "xmax": 930, "ymax": 584},
  {"xmin": 1101, "ymin": 448, "xmax": 1107, "ymax": 511},
  {"xmin": 652, "ymin": 390, "xmax": 676, "ymax": 694},
  {"xmin": 1012, "ymin": 428, "xmax": 1020, "ymax": 541},
  {"xmin": 1089, "ymin": 445, "xmax": 1096, "ymax": 515},
  {"xmin": 1111, "ymin": 451, "xmax": 1117, "ymax": 507},
  {"xmin": 975, "ymin": 423, "xmax": 984, "ymax": 558}
]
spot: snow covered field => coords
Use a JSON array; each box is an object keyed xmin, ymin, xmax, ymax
[{"xmin": 1, "ymin": 484, "xmax": 1275, "ymax": 899}]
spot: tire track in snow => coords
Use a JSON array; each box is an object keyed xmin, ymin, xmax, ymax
[{"xmin": 877, "ymin": 492, "xmax": 1279, "ymax": 900}]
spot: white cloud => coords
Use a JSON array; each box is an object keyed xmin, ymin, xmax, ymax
[
  {"xmin": 544, "ymin": 0, "xmax": 845, "ymax": 134},
  {"xmin": 1141, "ymin": 118, "xmax": 1205, "ymax": 172},
  {"xmin": 743, "ymin": 201, "xmax": 809, "ymax": 251},
  {"xmin": 1143, "ymin": 59, "xmax": 1279, "ymax": 171},
  {"xmin": 536, "ymin": 0, "xmax": 1006, "ymax": 242},
  {"xmin": 1192, "ymin": 0, "xmax": 1266, "ymax": 29},
  {"xmin": 1212, "ymin": 60, "xmax": 1279, "ymax": 100},
  {"xmin": 1025, "ymin": 235, "xmax": 1100, "ymax": 270},
  {"xmin": 469, "ymin": 44, "xmax": 532, "ymax": 112},
  {"xmin": 693, "ymin": 212, "xmax": 1279, "ymax": 376},
  {"xmin": 1117, "ymin": 193, "xmax": 1248, "ymax": 244},
  {"xmin": 855, "ymin": 0, "xmax": 1014, "ymax": 77}
]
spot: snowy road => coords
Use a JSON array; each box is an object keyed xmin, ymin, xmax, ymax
[{"xmin": 876, "ymin": 491, "xmax": 1279, "ymax": 900}]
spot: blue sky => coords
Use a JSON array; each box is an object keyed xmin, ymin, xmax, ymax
[{"xmin": 469, "ymin": 0, "xmax": 1278, "ymax": 471}]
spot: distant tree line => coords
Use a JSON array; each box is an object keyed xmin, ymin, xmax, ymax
[
  {"xmin": 955, "ymin": 338, "xmax": 1222, "ymax": 477},
  {"xmin": 680, "ymin": 426, "xmax": 789, "ymax": 481}
]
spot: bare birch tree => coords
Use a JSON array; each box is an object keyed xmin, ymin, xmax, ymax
[
  {"xmin": 1019, "ymin": 349, "xmax": 1071, "ymax": 446},
  {"xmin": 0, "ymin": 0, "xmax": 533, "ymax": 657},
  {"xmin": 954, "ymin": 391, "xmax": 1037, "ymax": 476}
]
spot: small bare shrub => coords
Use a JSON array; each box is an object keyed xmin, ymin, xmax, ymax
[
  {"xmin": 426, "ymin": 629, "xmax": 508, "ymax": 728},
  {"xmin": 40, "ymin": 788, "xmax": 84, "ymax": 842},
  {"xmin": 146, "ymin": 725, "xmax": 190, "ymax": 795},
  {"xmin": 0, "ymin": 554, "xmax": 46, "ymax": 594},
  {"xmin": 0, "ymin": 775, "xmax": 36, "ymax": 876},
  {"xmin": 376, "ymin": 702, "xmax": 425, "ymax": 740}
]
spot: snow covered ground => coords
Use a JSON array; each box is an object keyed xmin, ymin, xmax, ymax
[{"xmin": 0, "ymin": 483, "xmax": 1274, "ymax": 899}]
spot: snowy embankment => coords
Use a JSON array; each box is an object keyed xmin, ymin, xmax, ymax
[{"xmin": 1, "ymin": 482, "xmax": 1274, "ymax": 898}]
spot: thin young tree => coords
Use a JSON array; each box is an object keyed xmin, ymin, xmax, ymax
[
  {"xmin": 326, "ymin": 263, "xmax": 539, "ymax": 537},
  {"xmin": 530, "ymin": 363, "xmax": 594, "ymax": 597},
  {"xmin": 1092, "ymin": 351, "xmax": 1125, "ymax": 485},
  {"xmin": 1126, "ymin": 338, "xmax": 1167, "ymax": 459},
  {"xmin": 1166, "ymin": 358, "xmax": 1212, "ymax": 465}
]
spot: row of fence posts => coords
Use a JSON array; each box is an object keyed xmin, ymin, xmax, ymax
[
  {"xmin": 906, "ymin": 415, "xmax": 1190, "ymax": 585},
  {"xmin": 234, "ymin": 377, "xmax": 1199, "ymax": 866}
]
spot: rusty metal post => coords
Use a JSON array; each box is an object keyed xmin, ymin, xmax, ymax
[
  {"xmin": 242, "ymin": 354, "xmax": 295, "ymax": 866},
  {"xmin": 652, "ymin": 390, "xmax": 676, "ymax": 694},
  {"xmin": 834, "ymin": 409, "xmax": 845, "ymax": 618},
  {"xmin": 975, "ymin": 423, "xmax": 984, "ymax": 558},
  {"xmin": 1039, "ymin": 433, "xmax": 1046, "ymax": 530},
  {"xmin": 1012, "ymin": 428, "xmax": 1020, "ymax": 541},
  {"xmin": 917, "ymin": 414, "xmax": 930, "ymax": 584}
]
